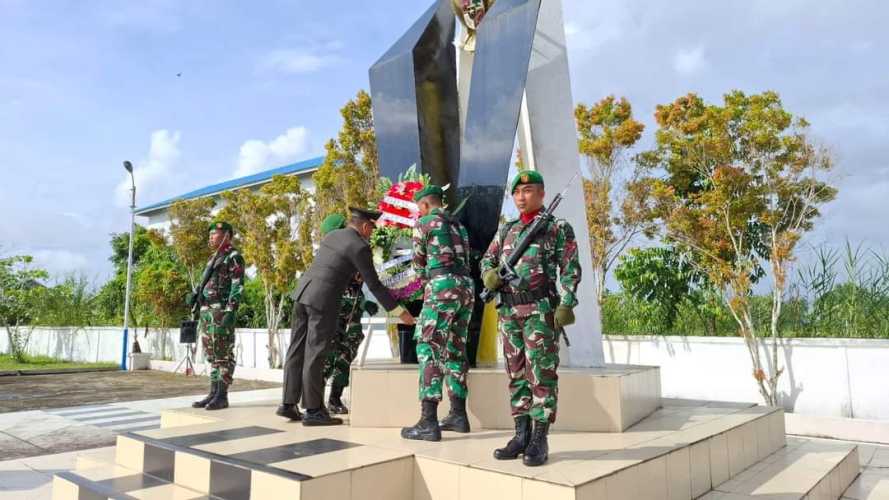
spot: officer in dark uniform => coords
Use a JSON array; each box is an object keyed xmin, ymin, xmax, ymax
[{"xmin": 277, "ymin": 207, "xmax": 416, "ymax": 426}]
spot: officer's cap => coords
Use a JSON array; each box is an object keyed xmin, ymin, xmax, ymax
[{"xmin": 349, "ymin": 206, "xmax": 382, "ymax": 222}]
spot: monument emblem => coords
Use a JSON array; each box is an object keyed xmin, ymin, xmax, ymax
[{"xmin": 369, "ymin": 0, "xmax": 603, "ymax": 367}]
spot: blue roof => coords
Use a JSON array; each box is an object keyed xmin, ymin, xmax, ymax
[{"xmin": 135, "ymin": 156, "xmax": 324, "ymax": 215}]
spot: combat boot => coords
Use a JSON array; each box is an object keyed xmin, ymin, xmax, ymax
[
  {"xmin": 205, "ymin": 382, "xmax": 229, "ymax": 410},
  {"xmin": 401, "ymin": 400, "xmax": 441, "ymax": 441},
  {"xmin": 192, "ymin": 381, "xmax": 217, "ymax": 408},
  {"xmin": 439, "ymin": 395, "xmax": 470, "ymax": 433},
  {"xmin": 327, "ymin": 384, "xmax": 349, "ymax": 415},
  {"xmin": 522, "ymin": 421, "xmax": 550, "ymax": 467},
  {"xmin": 493, "ymin": 415, "xmax": 531, "ymax": 460}
]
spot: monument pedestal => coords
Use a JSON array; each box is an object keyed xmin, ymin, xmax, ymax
[{"xmin": 349, "ymin": 361, "xmax": 661, "ymax": 432}]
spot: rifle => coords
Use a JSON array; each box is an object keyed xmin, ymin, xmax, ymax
[
  {"xmin": 479, "ymin": 174, "xmax": 578, "ymax": 345},
  {"xmin": 180, "ymin": 233, "xmax": 230, "ymax": 342}
]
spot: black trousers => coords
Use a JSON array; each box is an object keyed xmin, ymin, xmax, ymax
[
  {"xmin": 282, "ymin": 302, "xmax": 337, "ymax": 410},
  {"xmin": 397, "ymin": 300, "xmax": 423, "ymax": 364}
]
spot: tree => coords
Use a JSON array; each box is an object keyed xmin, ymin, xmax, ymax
[
  {"xmin": 38, "ymin": 274, "xmax": 97, "ymax": 330},
  {"xmin": 218, "ymin": 175, "xmax": 314, "ymax": 368},
  {"xmin": 96, "ymin": 225, "xmax": 160, "ymax": 327},
  {"xmin": 168, "ymin": 197, "xmax": 215, "ymax": 288},
  {"xmin": 134, "ymin": 239, "xmax": 190, "ymax": 359},
  {"xmin": 0, "ymin": 255, "xmax": 48, "ymax": 362},
  {"xmin": 614, "ymin": 247, "xmax": 709, "ymax": 331},
  {"xmin": 640, "ymin": 91, "xmax": 837, "ymax": 405},
  {"xmin": 312, "ymin": 90, "xmax": 381, "ymax": 234},
  {"xmin": 575, "ymin": 96, "xmax": 653, "ymax": 305}
]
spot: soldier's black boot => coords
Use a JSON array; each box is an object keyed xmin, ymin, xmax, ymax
[
  {"xmin": 439, "ymin": 395, "xmax": 470, "ymax": 433},
  {"xmin": 401, "ymin": 400, "xmax": 441, "ymax": 442},
  {"xmin": 493, "ymin": 416, "xmax": 531, "ymax": 460},
  {"xmin": 192, "ymin": 381, "xmax": 217, "ymax": 408},
  {"xmin": 522, "ymin": 421, "xmax": 550, "ymax": 467},
  {"xmin": 205, "ymin": 382, "xmax": 229, "ymax": 411},
  {"xmin": 327, "ymin": 384, "xmax": 349, "ymax": 415}
]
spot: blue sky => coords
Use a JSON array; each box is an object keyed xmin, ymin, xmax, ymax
[{"xmin": 1, "ymin": 0, "xmax": 886, "ymax": 284}]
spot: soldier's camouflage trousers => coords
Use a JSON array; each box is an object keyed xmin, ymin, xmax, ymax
[
  {"xmin": 414, "ymin": 275, "xmax": 475, "ymax": 402},
  {"xmin": 323, "ymin": 319, "xmax": 365, "ymax": 387},
  {"xmin": 499, "ymin": 306, "xmax": 560, "ymax": 423},
  {"xmin": 200, "ymin": 305, "xmax": 236, "ymax": 386}
]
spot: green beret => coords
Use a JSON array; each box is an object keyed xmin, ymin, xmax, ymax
[
  {"xmin": 510, "ymin": 170, "xmax": 544, "ymax": 193},
  {"xmin": 413, "ymin": 184, "xmax": 444, "ymax": 202},
  {"xmin": 208, "ymin": 221, "xmax": 233, "ymax": 234},
  {"xmin": 320, "ymin": 213, "xmax": 347, "ymax": 236}
]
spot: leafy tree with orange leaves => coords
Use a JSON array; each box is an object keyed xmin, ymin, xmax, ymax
[
  {"xmin": 575, "ymin": 96, "xmax": 654, "ymax": 305},
  {"xmin": 639, "ymin": 90, "xmax": 836, "ymax": 405},
  {"xmin": 218, "ymin": 175, "xmax": 314, "ymax": 368}
]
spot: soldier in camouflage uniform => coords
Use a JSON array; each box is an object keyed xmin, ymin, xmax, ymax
[
  {"xmin": 191, "ymin": 221, "xmax": 246, "ymax": 411},
  {"xmin": 401, "ymin": 185, "xmax": 476, "ymax": 442},
  {"xmin": 481, "ymin": 171, "xmax": 580, "ymax": 466},
  {"xmin": 316, "ymin": 214, "xmax": 380, "ymax": 415}
]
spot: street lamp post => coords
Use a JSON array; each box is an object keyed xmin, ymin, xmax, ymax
[{"xmin": 121, "ymin": 161, "xmax": 136, "ymax": 370}]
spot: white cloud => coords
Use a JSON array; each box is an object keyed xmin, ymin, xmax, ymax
[
  {"xmin": 674, "ymin": 46, "xmax": 707, "ymax": 75},
  {"xmin": 115, "ymin": 129, "xmax": 182, "ymax": 207},
  {"xmin": 29, "ymin": 249, "xmax": 90, "ymax": 276},
  {"xmin": 234, "ymin": 126, "xmax": 311, "ymax": 178},
  {"xmin": 257, "ymin": 42, "xmax": 345, "ymax": 75}
]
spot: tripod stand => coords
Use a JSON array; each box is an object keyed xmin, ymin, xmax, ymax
[{"xmin": 174, "ymin": 343, "xmax": 197, "ymax": 376}]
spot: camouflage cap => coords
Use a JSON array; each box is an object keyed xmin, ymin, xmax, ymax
[
  {"xmin": 208, "ymin": 221, "xmax": 234, "ymax": 234},
  {"xmin": 510, "ymin": 170, "xmax": 544, "ymax": 193},
  {"xmin": 412, "ymin": 184, "xmax": 444, "ymax": 202},
  {"xmin": 320, "ymin": 213, "xmax": 347, "ymax": 236}
]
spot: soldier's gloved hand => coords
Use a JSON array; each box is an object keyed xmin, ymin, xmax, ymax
[
  {"xmin": 221, "ymin": 310, "xmax": 236, "ymax": 329},
  {"xmin": 482, "ymin": 269, "xmax": 502, "ymax": 291},
  {"xmin": 364, "ymin": 301, "xmax": 380, "ymax": 316},
  {"xmin": 554, "ymin": 306, "xmax": 575, "ymax": 328}
]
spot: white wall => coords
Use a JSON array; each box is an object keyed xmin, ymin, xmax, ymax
[
  {"xmin": 603, "ymin": 335, "xmax": 889, "ymax": 421},
  {"xmin": 6, "ymin": 327, "xmax": 889, "ymax": 422},
  {"xmin": 0, "ymin": 319, "xmax": 396, "ymax": 369}
]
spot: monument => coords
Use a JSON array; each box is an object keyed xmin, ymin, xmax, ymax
[
  {"xmin": 369, "ymin": 0, "xmax": 603, "ymax": 367},
  {"xmin": 50, "ymin": 2, "xmax": 860, "ymax": 498}
]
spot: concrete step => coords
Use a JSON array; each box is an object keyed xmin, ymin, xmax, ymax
[
  {"xmin": 104, "ymin": 400, "xmax": 786, "ymax": 499},
  {"xmin": 350, "ymin": 362, "xmax": 662, "ymax": 432},
  {"xmin": 700, "ymin": 437, "xmax": 859, "ymax": 499},
  {"xmin": 51, "ymin": 464, "xmax": 211, "ymax": 500}
]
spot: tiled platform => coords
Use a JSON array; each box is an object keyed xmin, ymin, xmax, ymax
[
  {"xmin": 49, "ymin": 396, "xmax": 859, "ymax": 500},
  {"xmin": 350, "ymin": 362, "xmax": 662, "ymax": 432}
]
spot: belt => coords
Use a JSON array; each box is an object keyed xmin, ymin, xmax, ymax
[
  {"xmin": 499, "ymin": 285, "xmax": 555, "ymax": 307},
  {"xmin": 427, "ymin": 266, "xmax": 469, "ymax": 278}
]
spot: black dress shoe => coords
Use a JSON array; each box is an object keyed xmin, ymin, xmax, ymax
[
  {"xmin": 302, "ymin": 408, "xmax": 343, "ymax": 426},
  {"xmin": 276, "ymin": 404, "xmax": 302, "ymax": 421}
]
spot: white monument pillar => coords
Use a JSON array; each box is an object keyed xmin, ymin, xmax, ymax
[{"xmin": 517, "ymin": 0, "xmax": 604, "ymax": 367}]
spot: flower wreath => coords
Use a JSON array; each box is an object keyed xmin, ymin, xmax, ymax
[{"xmin": 370, "ymin": 165, "xmax": 431, "ymax": 302}]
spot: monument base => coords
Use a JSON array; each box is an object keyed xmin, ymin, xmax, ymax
[
  {"xmin": 51, "ymin": 398, "xmax": 861, "ymax": 500},
  {"xmin": 349, "ymin": 362, "xmax": 660, "ymax": 432}
]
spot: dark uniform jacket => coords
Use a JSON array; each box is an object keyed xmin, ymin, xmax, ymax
[{"xmin": 293, "ymin": 227, "xmax": 399, "ymax": 313}]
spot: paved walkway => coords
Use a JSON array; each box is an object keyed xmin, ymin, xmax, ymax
[
  {"xmin": 0, "ymin": 388, "xmax": 281, "ymax": 462},
  {"xmin": 0, "ymin": 370, "xmax": 279, "ymax": 413}
]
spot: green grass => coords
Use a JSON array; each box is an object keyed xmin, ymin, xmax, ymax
[{"xmin": 0, "ymin": 354, "xmax": 118, "ymax": 372}]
